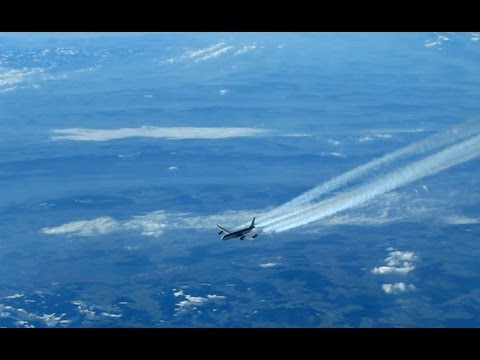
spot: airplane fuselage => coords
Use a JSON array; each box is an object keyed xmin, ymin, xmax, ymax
[{"xmin": 221, "ymin": 227, "xmax": 253, "ymax": 240}]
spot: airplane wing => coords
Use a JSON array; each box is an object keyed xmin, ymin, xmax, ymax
[{"xmin": 216, "ymin": 224, "xmax": 231, "ymax": 234}]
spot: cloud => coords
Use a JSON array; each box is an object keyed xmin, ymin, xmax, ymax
[
  {"xmin": 443, "ymin": 215, "xmax": 479, "ymax": 225},
  {"xmin": 41, "ymin": 217, "xmax": 119, "ymax": 237},
  {"xmin": 195, "ymin": 46, "xmax": 233, "ymax": 62},
  {"xmin": 51, "ymin": 126, "xmax": 272, "ymax": 142},
  {"xmin": 186, "ymin": 42, "xmax": 227, "ymax": 59},
  {"xmin": 123, "ymin": 211, "xmax": 168, "ymax": 237},
  {"xmin": 4, "ymin": 293, "xmax": 24, "ymax": 299},
  {"xmin": 168, "ymin": 166, "xmax": 178, "ymax": 171},
  {"xmin": 207, "ymin": 294, "xmax": 226, "ymax": 300},
  {"xmin": 386, "ymin": 250, "xmax": 417, "ymax": 265},
  {"xmin": 320, "ymin": 152, "xmax": 346, "ymax": 158},
  {"xmin": 234, "ymin": 44, "xmax": 257, "ymax": 55},
  {"xmin": 219, "ymin": 89, "xmax": 229, "ymax": 96},
  {"xmin": 101, "ymin": 312, "xmax": 122, "ymax": 318},
  {"xmin": 358, "ymin": 136, "xmax": 373, "ymax": 143},
  {"xmin": 259, "ymin": 262, "xmax": 280, "ymax": 268},
  {"xmin": 425, "ymin": 41, "xmax": 440, "ymax": 48},
  {"xmin": 0, "ymin": 303, "xmax": 71, "ymax": 327},
  {"xmin": 372, "ymin": 265, "xmax": 414, "ymax": 275},
  {"xmin": 356, "ymin": 133, "xmax": 391, "ymax": 143},
  {"xmin": 40, "ymin": 313, "xmax": 71, "ymax": 327},
  {"xmin": 41, "ymin": 209, "xmax": 263, "ymax": 239},
  {"xmin": 162, "ymin": 42, "xmax": 234, "ymax": 65},
  {"xmin": 328, "ymin": 139, "xmax": 341, "ymax": 145},
  {"xmin": 322, "ymin": 212, "xmax": 401, "ymax": 227},
  {"xmin": 382, "ymin": 282, "xmax": 415, "ymax": 294},
  {"xmin": 375, "ymin": 133, "xmax": 392, "ymax": 139},
  {"xmin": 424, "ymin": 33, "xmax": 451, "ymax": 50},
  {"xmin": 0, "ymin": 67, "xmax": 45, "ymax": 93},
  {"xmin": 160, "ymin": 41, "xmax": 260, "ymax": 65},
  {"xmin": 372, "ymin": 250, "xmax": 417, "ymax": 275},
  {"xmin": 72, "ymin": 299, "xmax": 121, "ymax": 321},
  {"xmin": 42, "ymin": 199, "xmax": 438, "ymax": 240},
  {"xmin": 173, "ymin": 289, "xmax": 226, "ymax": 311},
  {"xmin": 177, "ymin": 295, "xmax": 208, "ymax": 308}
]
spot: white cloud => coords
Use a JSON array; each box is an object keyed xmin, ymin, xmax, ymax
[
  {"xmin": 443, "ymin": 215, "xmax": 479, "ymax": 225},
  {"xmin": 234, "ymin": 44, "xmax": 257, "ymax": 55},
  {"xmin": 177, "ymin": 295, "xmax": 207, "ymax": 308},
  {"xmin": 328, "ymin": 139, "xmax": 341, "ymax": 145},
  {"xmin": 173, "ymin": 289, "xmax": 184, "ymax": 297},
  {"xmin": 51, "ymin": 126, "xmax": 272, "ymax": 142},
  {"xmin": 386, "ymin": 251, "xmax": 417, "ymax": 265},
  {"xmin": 186, "ymin": 42, "xmax": 226, "ymax": 59},
  {"xmin": 4, "ymin": 293, "xmax": 24, "ymax": 299},
  {"xmin": 72, "ymin": 299, "xmax": 120, "ymax": 321},
  {"xmin": 73, "ymin": 66, "xmax": 100, "ymax": 73},
  {"xmin": 0, "ymin": 67, "xmax": 46, "ymax": 92},
  {"xmin": 286, "ymin": 133, "xmax": 311, "ymax": 137},
  {"xmin": 0, "ymin": 303, "xmax": 71, "ymax": 327},
  {"xmin": 207, "ymin": 294, "xmax": 226, "ymax": 300},
  {"xmin": 163, "ymin": 57, "xmax": 177, "ymax": 64},
  {"xmin": 320, "ymin": 152, "xmax": 346, "ymax": 158},
  {"xmin": 358, "ymin": 136, "xmax": 373, "ymax": 143},
  {"xmin": 219, "ymin": 89, "xmax": 229, "ymax": 96},
  {"xmin": 41, "ymin": 209, "xmax": 263, "ymax": 239},
  {"xmin": 163, "ymin": 42, "xmax": 234, "ymax": 64},
  {"xmin": 162, "ymin": 41, "xmax": 256, "ymax": 65},
  {"xmin": 372, "ymin": 265, "xmax": 414, "ymax": 275},
  {"xmin": 425, "ymin": 41, "xmax": 440, "ymax": 48},
  {"xmin": 55, "ymin": 47, "xmax": 78, "ymax": 56},
  {"xmin": 259, "ymin": 262, "xmax": 280, "ymax": 268},
  {"xmin": 195, "ymin": 46, "xmax": 233, "ymax": 62},
  {"xmin": 382, "ymin": 282, "xmax": 415, "ymax": 294},
  {"xmin": 424, "ymin": 33, "xmax": 451, "ymax": 50},
  {"xmin": 39, "ymin": 313, "xmax": 71, "ymax": 327},
  {"xmin": 101, "ymin": 312, "xmax": 122, "ymax": 318},
  {"xmin": 372, "ymin": 250, "xmax": 417, "ymax": 275},
  {"xmin": 41, "ymin": 217, "xmax": 119, "ymax": 237},
  {"xmin": 168, "ymin": 166, "xmax": 178, "ymax": 171},
  {"xmin": 124, "ymin": 211, "xmax": 168, "ymax": 237},
  {"xmin": 375, "ymin": 133, "xmax": 392, "ymax": 139},
  {"xmin": 174, "ymin": 289, "xmax": 226, "ymax": 312}
]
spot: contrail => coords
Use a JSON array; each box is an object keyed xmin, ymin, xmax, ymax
[
  {"xmin": 258, "ymin": 118, "xmax": 480, "ymax": 228},
  {"xmin": 264, "ymin": 133, "xmax": 480, "ymax": 233}
]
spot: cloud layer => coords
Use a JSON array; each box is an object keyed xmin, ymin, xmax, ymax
[
  {"xmin": 40, "ymin": 209, "xmax": 260, "ymax": 238},
  {"xmin": 51, "ymin": 126, "xmax": 271, "ymax": 142},
  {"xmin": 41, "ymin": 217, "xmax": 119, "ymax": 236},
  {"xmin": 41, "ymin": 203, "xmax": 477, "ymax": 240}
]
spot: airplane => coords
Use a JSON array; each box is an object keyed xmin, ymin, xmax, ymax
[{"xmin": 217, "ymin": 217, "xmax": 258, "ymax": 241}]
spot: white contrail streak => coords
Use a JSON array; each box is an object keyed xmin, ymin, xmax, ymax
[
  {"xmin": 264, "ymin": 133, "xmax": 480, "ymax": 233},
  {"xmin": 258, "ymin": 118, "xmax": 480, "ymax": 227}
]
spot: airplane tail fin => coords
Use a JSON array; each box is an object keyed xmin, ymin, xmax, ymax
[{"xmin": 250, "ymin": 217, "xmax": 256, "ymax": 228}]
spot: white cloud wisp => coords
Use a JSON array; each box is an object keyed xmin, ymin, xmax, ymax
[{"xmin": 51, "ymin": 126, "xmax": 271, "ymax": 142}]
